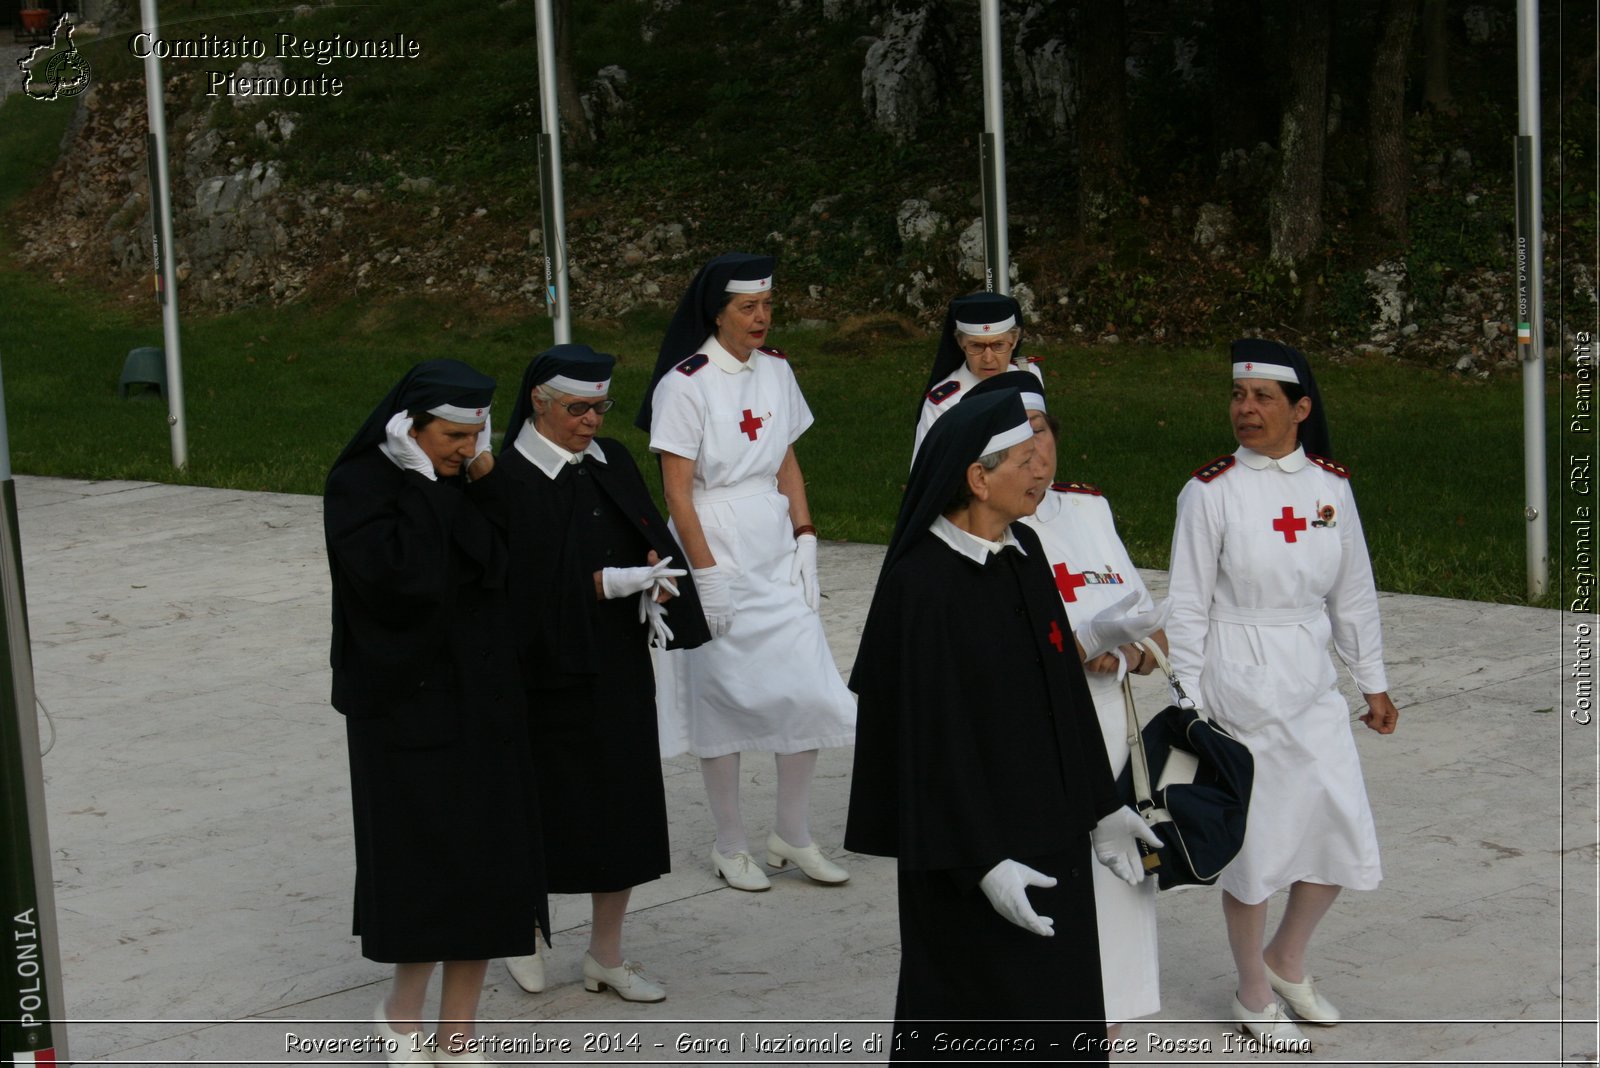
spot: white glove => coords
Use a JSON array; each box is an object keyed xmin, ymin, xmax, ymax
[
  {"xmin": 646, "ymin": 554, "xmax": 685, "ymax": 600},
  {"xmin": 378, "ymin": 412, "xmax": 436, "ymax": 480},
  {"xmin": 602, "ymin": 557, "xmax": 688, "ymax": 600},
  {"xmin": 789, "ymin": 533, "xmax": 820, "ymax": 611},
  {"xmin": 639, "ymin": 593, "xmax": 674, "ymax": 648},
  {"xmin": 979, "ymin": 859, "xmax": 1056, "ymax": 936},
  {"xmin": 693, "ymin": 565, "xmax": 735, "ymax": 638},
  {"xmin": 471, "ymin": 411, "xmax": 492, "ymax": 465},
  {"xmin": 1091, "ymin": 806, "xmax": 1164, "ymax": 887},
  {"xmin": 1075, "ymin": 592, "xmax": 1173, "ymax": 661}
]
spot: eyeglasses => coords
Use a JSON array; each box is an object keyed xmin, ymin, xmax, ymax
[
  {"xmin": 558, "ymin": 398, "xmax": 615, "ymax": 416},
  {"xmin": 960, "ymin": 337, "xmax": 1016, "ymax": 356}
]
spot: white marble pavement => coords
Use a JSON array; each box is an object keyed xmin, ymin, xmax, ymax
[{"xmin": 8, "ymin": 476, "xmax": 1594, "ymax": 1065}]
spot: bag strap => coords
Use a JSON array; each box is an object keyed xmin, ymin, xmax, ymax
[
  {"xmin": 1122, "ymin": 673, "xmax": 1155, "ymax": 810},
  {"xmin": 1137, "ymin": 637, "xmax": 1196, "ymax": 712}
]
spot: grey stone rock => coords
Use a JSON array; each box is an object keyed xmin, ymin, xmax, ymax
[
  {"xmin": 1365, "ymin": 260, "xmax": 1408, "ymax": 334},
  {"xmin": 957, "ymin": 218, "xmax": 986, "ymax": 282},
  {"xmin": 895, "ymin": 198, "xmax": 948, "ymax": 245},
  {"xmin": 1193, "ymin": 203, "xmax": 1234, "ymax": 254},
  {"xmin": 861, "ymin": 8, "xmax": 942, "ymax": 144},
  {"xmin": 1011, "ymin": 3, "xmax": 1075, "ymax": 138}
]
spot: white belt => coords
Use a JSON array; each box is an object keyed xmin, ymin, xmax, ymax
[
  {"xmin": 695, "ymin": 478, "xmax": 777, "ymax": 504},
  {"xmin": 1209, "ymin": 603, "xmax": 1324, "ymax": 626}
]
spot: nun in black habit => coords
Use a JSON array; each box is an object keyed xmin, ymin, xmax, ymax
[
  {"xmin": 324, "ymin": 359, "xmax": 546, "ymax": 1065},
  {"xmin": 475, "ymin": 344, "xmax": 710, "ymax": 1004},
  {"xmin": 845, "ymin": 391, "xmax": 1160, "ymax": 1063}
]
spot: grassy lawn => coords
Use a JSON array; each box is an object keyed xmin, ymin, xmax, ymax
[{"xmin": 0, "ymin": 95, "xmax": 1567, "ymax": 608}]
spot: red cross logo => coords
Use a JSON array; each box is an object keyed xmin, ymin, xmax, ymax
[
  {"xmin": 1047, "ymin": 620, "xmax": 1065, "ymax": 653},
  {"xmin": 1244, "ymin": 362, "xmax": 1254, "ymax": 372},
  {"xmin": 738, "ymin": 409, "xmax": 764, "ymax": 441},
  {"xmin": 1052, "ymin": 562, "xmax": 1087, "ymax": 603},
  {"xmin": 1272, "ymin": 506, "xmax": 1307, "ymax": 543}
]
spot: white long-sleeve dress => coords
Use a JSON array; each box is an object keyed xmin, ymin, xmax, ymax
[
  {"xmin": 1165, "ymin": 445, "xmax": 1387, "ymax": 905},
  {"xmin": 1024, "ymin": 481, "xmax": 1160, "ymax": 1022}
]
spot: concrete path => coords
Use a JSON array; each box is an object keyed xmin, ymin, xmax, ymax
[{"xmin": 9, "ymin": 476, "xmax": 1594, "ymax": 1065}]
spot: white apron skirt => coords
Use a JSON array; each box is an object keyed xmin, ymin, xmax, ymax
[
  {"xmin": 1201, "ymin": 606, "xmax": 1382, "ymax": 905},
  {"xmin": 655, "ymin": 484, "xmax": 856, "ymax": 758},
  {"xmin": 1086, "ymin": 669, "xmax": 1161, "ymax": 1022}
]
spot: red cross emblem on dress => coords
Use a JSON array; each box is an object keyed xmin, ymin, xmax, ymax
[
  {"xmin": 738, "ymin": 409, "xmax": 764, "ymax": 441},
  {"xmin": 1272, "ymin": 505, "xmax": 1307, "ymax": 543},
  {"xmin": 1047, "ymin": 620, "xmax": 1065, "ymax": 653},
  {"xmin": 1052, "ymin": 562, "xmax": 1087, "ymax": 603}
]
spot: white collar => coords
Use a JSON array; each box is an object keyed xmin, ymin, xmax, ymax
[
  {"xmin": 701, "ymin": 334, "xmax": 756, "ymax": 374},
  {"xmin": 513, "ymin": 419, "xmax": 607, "ymax": 478},
  {"xmin": 1236, "ymin": 445, "xmax": 1308, "ymax": 473},
  {"xmin": 930, "ymin": 514, "xmax": 1026, "ymax": 564}
]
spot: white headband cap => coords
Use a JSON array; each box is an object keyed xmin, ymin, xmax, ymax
[
  {"xmin": 981, "ymin": 420, "xmax": 1034, "ymax": 457},
  {"xmin": 725, "ymin": 275, "xmax": 772, "ymax": 294},
  {"xmin": 957, "ymin": 314, "xmax": 1018, "ymax": 336},
  {"xmin": 1232, "ymin": 361, "xmax": 1300, "ymax": 385},
  {"xmin": 544, "ymin": 373, "xmax": 610, "ymax": 397},
  {"xmin": 426, "ymin": 402, "xmax": 489, "ymax": 423}
]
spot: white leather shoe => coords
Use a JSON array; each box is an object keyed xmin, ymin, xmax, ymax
[
  {"xmin": 504, "ymin": 939, "xmax": 545, "ymax": 994},
  {"xmin": 1232, "ymin": 994, "xmax": 1311, "ymax": 1052},
  {"xmin": 711, "ymin": 846, "xmax": 771, "ymax": 891},
  {"xmin": 372, "ymin": 1001, "xmax": 431, "ymax": 1065},
  {"xmin": 583, "ymin": 953, "xmax": 666, "ymax": 1003},
  {"xmin": 1265, "ymin": 963, "xmax": 1342, "ymax": 1025},
  {"xmin": 766, "ymin": 833, "xmax": 849, "ymax": 884}
]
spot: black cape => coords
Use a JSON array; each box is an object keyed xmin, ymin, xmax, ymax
[
  {"xmin": 324, "ymin": 446, "xmax": 547, "ymax": 962},
  {"xmin": 474, "ymin": 435, "xmax": 708, "ymax": 893},
  {"xmin": 846, "ymin": 524, "xmax": 1120, "ymax": 1061}
]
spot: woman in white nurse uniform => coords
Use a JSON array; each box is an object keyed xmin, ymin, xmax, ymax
[
  {"xmin": 1165, "ymin": 339, "xmax": 1400, "ymax": 1050},
  {"xmin": 911, "ymin": 292, "xmax": 1042, "ymax": 461},
  {"xmin": 636, "ymin": 252, "xmax": 855, "ymax": 894}
]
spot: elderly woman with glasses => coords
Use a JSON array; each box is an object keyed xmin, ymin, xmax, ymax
[
  {"xmin": 911, "ymin": 291, "xmax": 1041, "ymax": 460},
  {"xmin": 481, "ymin": 344, "xmax": 710, "ymax": 1005}
]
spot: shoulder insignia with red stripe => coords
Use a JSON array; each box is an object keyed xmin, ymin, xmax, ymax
[
  {"xmin": 1025, "ymin": 354, "xmax": 1043, "ymax": 365},
  {"xmin": 675, "ymin": 353, "xmax": 710, "ymax": 376},
  {"xmin": 1308, "ymin": 453, "xmax": 1351, "ymax": 479},
  {"xmin": 1192, "ymin": 455, "xmax": 1236, "ymax": 482},
  {"xmin": 757, "ymin": 345, "xmax": 788, "ymax": 359},
  {"xmin": 1050, "ymin": 480, "xmax": 1102, "ymax": 496},
  {"xmin": 926, "ymin": 381, "xmax": 961, "ymax": 405}
]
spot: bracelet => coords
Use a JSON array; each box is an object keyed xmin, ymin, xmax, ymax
[
  {"xmin": 793, "ymin": 524, "xmax": 817, "ymax": 539},
  {"xmin": 1133, "ymin": 646, "xmax": 1148, "ymax": 672}
]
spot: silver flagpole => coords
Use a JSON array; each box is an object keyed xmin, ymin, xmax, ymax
[
  {"xmin": 1515, "ymin": 0, "xmax": 1548, "ymax": 598},
  {"xmin": 139, "ymin": 0, "xmax": 189, "ymax": 469},
  {"xmin": 534, "ymin": 0, "xmax": 572, "ymax": 343},
  {"xmin": 978, "ymin": 0, "xmax": 1010, "ymax": 296},
  {"xmin": 0, "ymin": 350, "xmax": 69, "ymax": 1067}
]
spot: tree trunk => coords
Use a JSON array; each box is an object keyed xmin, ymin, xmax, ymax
[
  {"xmin": 1268, "ymin": 0, "xmax": 1330, "ymax": 266},
  {"xmin": 1074, "ymin": 0, "xmax": 1129, "ymax": 239},
  {"xmin": 1369, "ymin": 0, "xmax": 1420, "ymax": 245},
  {"xmin": 1421, "ymin": 0, "xmax": 1452, "ymax": 111},
  {"xmin": 1208, "ymin": 0, "xmax": 1272, "ymax": 156},
  {"xmin": 555, "ymin": 0, "xmax": 591, "ymax": 146}
]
